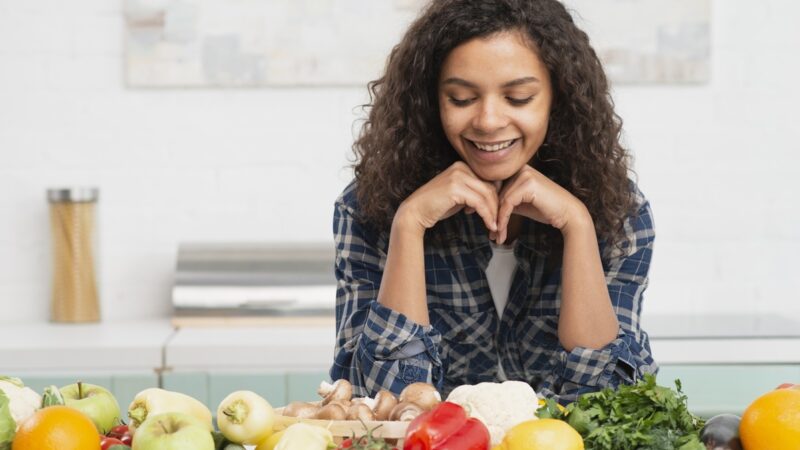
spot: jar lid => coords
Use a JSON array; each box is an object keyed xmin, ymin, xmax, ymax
[{"xmin": 47, "ymin": 187, "xmax": 99, "ymax": 203}]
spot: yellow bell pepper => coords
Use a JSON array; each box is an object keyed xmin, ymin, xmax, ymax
[{"xmin": 127, "ymin": 388, "xmax": 213, "ymax": 434}]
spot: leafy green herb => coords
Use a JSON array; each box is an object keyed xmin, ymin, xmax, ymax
[{"xmin": 537, "ymin": 374, "xmax": 705, "ymax": 450}]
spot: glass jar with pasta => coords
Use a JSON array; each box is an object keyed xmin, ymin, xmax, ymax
[{"xmin": 47, "ymin": 187, "xmax": 100, "ymax": 323}]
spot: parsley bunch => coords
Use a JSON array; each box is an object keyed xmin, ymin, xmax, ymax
[{"xmin": 538, "ymin": 374, "xmax": 705, "ymax": 450}]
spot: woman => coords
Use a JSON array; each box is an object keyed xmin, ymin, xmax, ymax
[{"xmin": 331, "ymin": 0, "xmax": 657, "ymax": 404}]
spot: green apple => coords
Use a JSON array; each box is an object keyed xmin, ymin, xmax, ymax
[
  {"xmin": 132, "ymin": 412, "xmax": 214, "ymax": 450},
  {"xmin": 60, "ymin": 381, "xmax": 121, "ymax": 434}
]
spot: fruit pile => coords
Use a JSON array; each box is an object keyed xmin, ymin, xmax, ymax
[
  {"xmin": 1, "ymin": 374, "xmax": 799, "ymax": 450},
  {"xmin": 0, "ymin": 376, "xmax": 270, "ymax": 450}
]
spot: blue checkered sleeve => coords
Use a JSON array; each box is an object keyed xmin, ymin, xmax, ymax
[
  {"xmin": 329, "ymin": 187, "xmax": 443, "ymax": 398},
  {"xmin": 546, "ymin": 196, "xmax": 658, "ymax": 402}
]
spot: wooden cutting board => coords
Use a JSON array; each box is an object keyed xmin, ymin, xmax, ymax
[{"xmin": 273, "ymin": 405, "xmax": 410, "ymax": 440}]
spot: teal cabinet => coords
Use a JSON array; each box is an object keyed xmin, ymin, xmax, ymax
[
  {"xmin": 209, "ymin": 373, "xmax": 286, "ymax": 409},
  {"xmin": 287, "ymin": 371, "xmax": 331, "ymax": 403},
  {"xmin": 161, "ymin": 371, "xmax": 329, "ymax": 410},
  {"xmin": 657, "ymin": 364, "xmax": 800, "ymax": 417},
  {"xmin": 162, "ymin": 372, "xmax": 211, "ymax": 407}
]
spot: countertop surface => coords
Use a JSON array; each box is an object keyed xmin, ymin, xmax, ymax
[
  {"xmin": 3, "ymin": 314, "xmax": 800, "ymax": 373},
  {"xmin": 0, "ymin": 320, "xmax": 175, "ymax": 372}
]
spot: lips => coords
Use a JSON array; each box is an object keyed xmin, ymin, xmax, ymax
[
  {"xmin": 468, "ymin": 138, "xmax": 518, "ymax": 152},
  {"xmin": 463, "ymin": 137, "xmax": 521, "ymax": 164}
]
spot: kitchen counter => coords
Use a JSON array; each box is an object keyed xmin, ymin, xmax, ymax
[
  {"xmin": 164, "ymin": 324, "xmax": 335, "ymax": 371},
  {"xmin": 3, "ymin": 314, "xmax": 800, "ymax": 373},
  {"xmin": 646, "ymin": 313, "xmax": 800, "ymax": 364},
  {"xmin": 0, "ymin": 320, "xmax": 175, "ymax": 373},
  {"xmin": 3, "ymin": 314, "xmax": 800, "ymax": 415}
]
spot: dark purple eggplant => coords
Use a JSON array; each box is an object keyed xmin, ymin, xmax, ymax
[{"xmin": 700, "ymin": 413, "xmax": 743, "ymax": 450}]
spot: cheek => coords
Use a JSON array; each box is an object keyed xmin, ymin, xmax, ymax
[
  {"xmin": 521, "ymin": 111, "xmax": 549, "ymax": 140},
  {"xmin": 439, "ymin": 107, "xmax": 465, "ymax": 138}
]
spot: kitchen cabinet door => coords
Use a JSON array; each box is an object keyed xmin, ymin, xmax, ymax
[{"xmin": 657, "ymin": 364, "xmax": 800, "ymax": 417}]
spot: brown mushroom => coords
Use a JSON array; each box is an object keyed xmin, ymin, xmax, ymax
[
  {"xmin": 314, "ymin": 403, "xmax": 348, "ymax": 420},
  {"xmin": 389, "ymin": 401, "xmax": 425, "ymax": 421},
  {"xmin": 372, "ymin": 390, "xmax": 398, "ymax": 421},
  {"xmin": 399, "ymin": 383, "xmax": 441, "ymax": 411},
  {"xmin": 282, "ymin": 401, "xmax": 320, "ymax": 419},
  {"xmin": 327, "ymin": 399, "xmax": 352, "ymax": 410},
  {"xmin": 350, "ymin": 396, "xmax": 377, "ymax": 410},
  {"xmin": 346, "ymin": 402, "xmax": 376, "ymax": 421},
  {"xmin": 318, "ymin": 379, "xmax": 353, "ymax": 406}
]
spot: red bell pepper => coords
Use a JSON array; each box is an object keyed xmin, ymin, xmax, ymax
[{"xmin": 403, "ymin": 401, "xmax": 490, "ymax": 450}]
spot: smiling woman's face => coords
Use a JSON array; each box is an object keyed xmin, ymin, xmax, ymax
[{"xmin": 438, "ymin": 30, "xmax": 553, "ymax": 182}]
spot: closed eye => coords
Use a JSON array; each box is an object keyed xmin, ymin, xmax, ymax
[
  {"xmin": 508, "ymin": 96, "xmax": 534, "ymax": 105},
  {"xmin": 448, "ymin": 96, "xmax": 476, "ymax": 107}
]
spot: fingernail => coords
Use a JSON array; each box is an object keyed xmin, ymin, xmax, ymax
[{"xmin": 492, "ymin": 221, "xmax": 497, "ymax": 231}]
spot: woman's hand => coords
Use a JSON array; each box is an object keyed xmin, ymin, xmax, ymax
[
  {"xmin": 496, "ymin": 165, "xmax": 591, "ymax": 244},
  {"xmin": 396, "ymin": 161, "xmax": 500, "ymax": 237}
]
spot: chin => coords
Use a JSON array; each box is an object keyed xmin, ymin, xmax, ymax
[{"xmin": 471, "ymin": 164, "xmax": 521, "ymax": 182}]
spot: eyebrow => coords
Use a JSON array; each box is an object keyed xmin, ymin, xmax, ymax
[{"xmin": 441, "ymin": 76, "xmax": 540, "ymax": 88}]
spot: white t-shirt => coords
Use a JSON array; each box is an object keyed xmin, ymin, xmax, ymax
[{"xmin": 485, "ymin": 242, "xmax": 518, "ymax": 380}]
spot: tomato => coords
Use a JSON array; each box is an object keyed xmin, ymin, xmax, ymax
[
  {"xmin": 107, "ymin": 424, "xmax": 129, "ymax": 439},
  {"xmin": 119, "ymin": 433, "xmax": 133, "ymax": 446},
  {"xmin": 338, "ymin": 438, "xmax": 353, "ymax": 448},
  {"xmin": 101, "ymin": 436, "xmax": 125, "ymax": 450}
]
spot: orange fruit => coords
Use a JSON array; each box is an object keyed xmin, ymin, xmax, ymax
[
  {"xmin": 740, "ymin": 387, "xmax": 800, "ymax": 450},
  {"xmin": 12, "ymin": 405, "xmax": 101, "ymax": 450}
]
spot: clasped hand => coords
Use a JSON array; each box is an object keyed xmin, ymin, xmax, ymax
[{"xmin": 398, "ymin": 161, "xmax": 588, "ymax": 244}]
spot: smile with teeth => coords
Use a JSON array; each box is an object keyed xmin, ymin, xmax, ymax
[{"xmin": 470, "ymin": 138, "xmax": 517, "ymax": 152}]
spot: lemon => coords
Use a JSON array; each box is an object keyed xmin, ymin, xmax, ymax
[{"xmin": 493, "ymin": 419, "xmax": 583, "ymax": 450}]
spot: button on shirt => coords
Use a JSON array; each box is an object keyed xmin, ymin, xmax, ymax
[{"xmin": 330, "ymin": 180, "xmax": 658, "ymax": 404}]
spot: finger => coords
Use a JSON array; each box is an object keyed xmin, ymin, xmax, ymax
[
  {"xmin": 497, "ymin": 184, "xmax": 529, "ymax": 244},
  {"xmin": 495, "ymin": 178, "xmax": 520, "ymax": 243},
  {"xmin": 464, "ymin": 206, "xmax": 476, "ymax": 214},
  {"xmin": 462, "ymin": 177, "xmax": 500, "ymax": 229},
  {"xmin": 449, "ymin": 182, "xmax": 497, "ymax": 232},
  {"xmin": 454, "ymin": 164, "xmax": 501, "ymax": 211},
  {"xmin": 462, "ymin": 189, "xmax": 498, "ymax": 232},
  {"xmin": 456, "ymin": 175, "xmax": 499, "ymax": 231}
]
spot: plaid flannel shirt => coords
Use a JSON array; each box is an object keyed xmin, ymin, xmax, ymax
[{"xmin": 330, "ymin": 180, "xmax": 658, "ymax": 404}]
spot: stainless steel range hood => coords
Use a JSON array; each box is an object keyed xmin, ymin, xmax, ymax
[{"xmin": 172, "ymin": 242, "xmax": 336, "ymax": 317}]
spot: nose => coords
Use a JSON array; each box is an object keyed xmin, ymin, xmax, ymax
[{"xmin": 471, "ymin": 98, "xmax": 509, "ymax": 134}]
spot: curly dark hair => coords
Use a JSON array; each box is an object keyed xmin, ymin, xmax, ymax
[{"xmin": 352, "ymin": 0, "xmax": 635, "ymax": 256}]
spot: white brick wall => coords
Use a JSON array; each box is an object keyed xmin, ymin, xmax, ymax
[{"xmin": 1, "ymin": 0, "xmax": 798, "ymax": 323}]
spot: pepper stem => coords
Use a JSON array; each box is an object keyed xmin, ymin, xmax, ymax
[
  {"xmin": 223, "ymin": 399, "xmax": 249, "ymax": 425},
  {"xmin": 128, "ymin": 402, "xmax": 148, "ymax": 427}
]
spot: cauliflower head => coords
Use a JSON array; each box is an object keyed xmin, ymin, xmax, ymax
[
  {"xmin": 445, "ymin": 380, "xmax": 538, "ymax": 446},
  {"xmin": 0, "ymin": 377, "xmax": 41, "ymax": 430}
]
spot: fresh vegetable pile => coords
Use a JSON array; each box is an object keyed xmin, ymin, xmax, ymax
[
  {"xmin": 538, "ymin": 374, "xmax": 704, "ymax": 450},
  {"xmin": 2, "ymin": 372, "xmax": 800, "ymax": 450}
]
